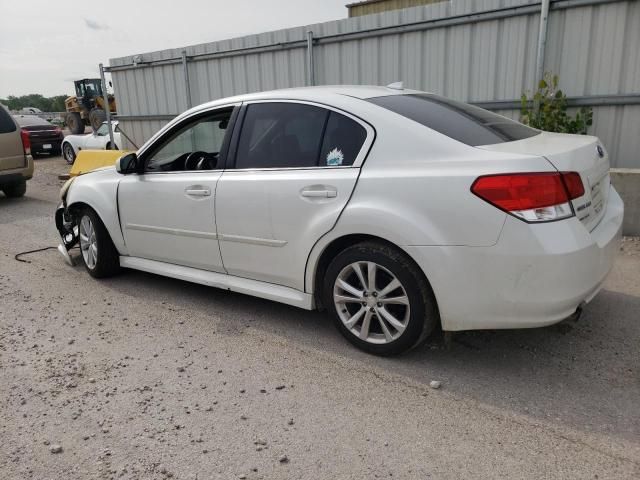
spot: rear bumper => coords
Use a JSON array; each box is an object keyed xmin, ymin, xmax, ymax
[
  {"xmin": 31, "ymin": 138, "xmax": 63, "ymax": 153},
  {"xmin": 406, "ymin": 185, "xmax": 624, "ymax": 331},
  {"xmin": 0, "ymin": 156, "xmax": 34, "ymax": 184}
]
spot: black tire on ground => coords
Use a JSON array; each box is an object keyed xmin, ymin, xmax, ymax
[
  {"xmin": 89, "ymin": 108, "xmax": 107, "ymax": 132},
  {"xmin": 106, "ymin": 143, "xmax": 119, "ymax": 151},
  {"xmin": 63, "ymin": 143, "xmax": 76, "ymax": 165},
  {"xmin": 77, "ymin": 207, "xmax": 121, "ymax": 278},
  {"xmin": 2, "ymin": 181, "xmax": 27, "ymax": 198},
  {"xmin": 66, "ymin": 112, "xmax": 84, "ymax": 134},
  {"xmin": 323, "ymin": 241, "xmax": 439, "ymax": 356}
]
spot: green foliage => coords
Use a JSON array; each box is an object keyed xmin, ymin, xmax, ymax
[
  {"xmin": 0, "ymin": 94, "xmax": 68, "ymax": 112},
  {"xmin": 520, "ymin": 73, "xmax": 592, "ymax": 134}
]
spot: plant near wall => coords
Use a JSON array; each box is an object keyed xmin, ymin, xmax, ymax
[{"xmin": 520, "ymin": 72, "xmax": 593, "ymax": 134}]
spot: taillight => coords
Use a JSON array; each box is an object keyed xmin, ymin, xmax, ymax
[
  {"xmin": 20, "ymin": 129, "xmax": 31, "ymax": 156},
  {"xmin": 54, "ymin": 127, "xmax": 63, "ymax": 135},
  {"xmin": 471, "ymin": 172, "xmax": 584, "ymax": 222}
]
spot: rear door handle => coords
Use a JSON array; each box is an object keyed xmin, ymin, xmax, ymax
[
  {"xmin": 185, "ymin": 187, "xmax": 211, "ymax": 197},
  {"xmin": 301, "ymin": 189, "xmax": 337, "ymax": 198}
]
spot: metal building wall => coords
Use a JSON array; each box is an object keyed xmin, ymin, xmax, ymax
[{"xmin": 109, "ymin": 0, "xmax": 640, "ymax": 168}]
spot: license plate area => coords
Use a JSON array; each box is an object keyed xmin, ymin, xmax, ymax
[{"xmin": 43, "ymin": 144, "xmax": 52, "ymax": 149}]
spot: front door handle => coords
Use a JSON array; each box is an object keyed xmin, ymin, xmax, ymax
[
  {"xmin": 185, "ymin": 187, "xmax": 211, "ymax": 197},
  {"xmin": 301, "ymin": 188, "xmax": 337, "ymax": 198}
]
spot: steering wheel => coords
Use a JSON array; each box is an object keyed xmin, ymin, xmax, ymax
[{"xmin": 184, "ymin": 151, "xmax": 211, "ymax": 170}]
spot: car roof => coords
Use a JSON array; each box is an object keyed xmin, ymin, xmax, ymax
[
  {"xmin": 187, "ymin": 85, "xmax": 425, "ymax": 115},
  {"xmin": 13, "ymin": 115, "xmax": 51, "ymax": 127}
]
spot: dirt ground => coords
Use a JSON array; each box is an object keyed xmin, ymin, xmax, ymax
[{"xmin": 1, "ymin": 155, "xmax": 639, "ymax": 479}]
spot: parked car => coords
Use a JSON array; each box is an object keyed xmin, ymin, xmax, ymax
[
  {"xmin": 14, "ymin": 115, "xmax": 63, "ymax": 157},
  {"xmin": 55, "ymin": 86, "xmax": 623, "ymax": 355},
  {"xmin": 62, "ymin": 121, "xmax": 122, "ymax": 164},
  {"xmin": 0, "ymin": 104, "xmax": 33, "ymax": 198},
  {"xmin": 18, "ymin": 107, "xmax": 43, "ymax": 115}
]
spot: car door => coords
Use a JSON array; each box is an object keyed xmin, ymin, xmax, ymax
[
  {"xmin": 117, "ymin": 106, "xmax": 237, "ymax": 272},
  {"xmin": 215, "ymin": 101, "xmax": 374, "ymax": 290}
]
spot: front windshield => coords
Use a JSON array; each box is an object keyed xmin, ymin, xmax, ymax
[{"xmin": 96, "ymin": 123, "xmax": 109, "ymax": 136}]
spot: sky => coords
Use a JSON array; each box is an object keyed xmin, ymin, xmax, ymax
[{"xmin": 0, "ymin": 0, "xmax": 350, "ymax": 98}]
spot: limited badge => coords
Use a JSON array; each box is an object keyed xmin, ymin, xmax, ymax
[{"xmin": 326, "ymin": 148, "xmax": 344, "ymax": 166}]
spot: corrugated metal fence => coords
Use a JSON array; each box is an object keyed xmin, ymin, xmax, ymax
[{"xmin": 109, "ymin": 0, "xmax": 640, "ymax": 168}]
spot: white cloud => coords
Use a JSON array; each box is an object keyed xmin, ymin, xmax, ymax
[{"xmin": 84, "ymin": 18, "xmax": 110, "ymax": 31}]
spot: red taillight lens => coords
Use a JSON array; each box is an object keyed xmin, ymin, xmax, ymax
[
  {"xmin": 471, "ymin": 172, "xmax": 584, "ymax": 222},
  {"xmin": 20, "ymin": 129, "xmax": 31, "ymax": 155},
  {"xmin": 560, "ymin": 171, "xmax": 585, "ymax": 199},
  {"xmin": 54, "ymin": 127, "xmax": 63, "ymax": 135}
]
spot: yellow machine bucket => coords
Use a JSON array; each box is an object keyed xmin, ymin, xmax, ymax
[{"xmin": 69, "ymin": 150, "xmax": 127, "ymax": 177}]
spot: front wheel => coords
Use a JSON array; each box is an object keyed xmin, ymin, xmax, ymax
[
  {"xmin": 77, "ymin": 208, "xmax": 121, "ymax": 278},
  {"xmin": 323, "ymin": 242, "xmax": 438, "ymax": 356},
  {"xmin": 63, "ymin": 143, "xmax": 76, "ymax": 164}
]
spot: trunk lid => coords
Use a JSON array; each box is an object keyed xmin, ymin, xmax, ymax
[{"xmin": 477, "ymin": 132, "xmax": 610, "ymax": 232}]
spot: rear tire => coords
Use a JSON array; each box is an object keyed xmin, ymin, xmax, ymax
[
  {"xmin": 323, "ymin": 241, "xmax": 438, "ymax": 356},
  {"xmin": 66, "ymin": 112, "xmax": 84, "ymax": 134},
  {"xmin": 77, "ymin": 208, "xmax": 121, "ymax": 278},
  {"xmin": 89, "ymin": 108, "xmax": 106, "ymax": 132},
  {"xmin": 2, "ymin": 182, "xmax": 27, "ymax": 198}
]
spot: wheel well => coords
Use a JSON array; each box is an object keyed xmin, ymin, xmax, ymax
[{"xmin": 312, "ymin": 234, "xmax": 427, "ymax": 311}]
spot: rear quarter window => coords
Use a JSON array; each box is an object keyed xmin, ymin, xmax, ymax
[
  {"xmin": 0, "ymin": 106, "xmax": 17, "ymax": 134},
  {"xmin": 367, "ymin": 94, "xmax": 539, "ymax": 146}
]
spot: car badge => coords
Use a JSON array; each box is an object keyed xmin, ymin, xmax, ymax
[{"xmin": 596, "ymin": 145, "xmax": 604, "ymax": 158}]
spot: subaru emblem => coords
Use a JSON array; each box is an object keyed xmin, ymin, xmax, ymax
[{"xmin": 596, "ymin": 145, "xmax": 605, "ymax": 158}]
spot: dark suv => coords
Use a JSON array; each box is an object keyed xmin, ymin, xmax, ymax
[{"xmin": 13, "ymin": 115, "xmax": 63, "ymax": 157}]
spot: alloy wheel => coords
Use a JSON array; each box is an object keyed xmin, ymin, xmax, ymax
[
  {"xmin": 79, "ymin": 215, "xmax": 98, "ymax": 269},
  {"xmin": 333, "ymin": 261, "xmax": 410, "ymax": 344}
]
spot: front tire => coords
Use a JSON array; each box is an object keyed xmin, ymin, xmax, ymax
[
  {"xmin": 77, "ymin": 208, "xmax": 121, "ymax": 278},
  {"xmin": 323, "ymin": 241, "xmax": 438, "ymax": 356},
  {"xmin": 89, "ymin": 108, "xmax": 106, "ymax": 132},
  {"xmin": 66, "ymin": 112, "xmax": 84, "ymax": 134},
  {"xmin": 63, "ymin": 143, "xmax": 76, "ymax": 164}
]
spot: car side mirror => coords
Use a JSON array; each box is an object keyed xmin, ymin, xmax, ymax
[{"xmin": 116, "ymin": 153, "xmax": 140, "ymax": 174}]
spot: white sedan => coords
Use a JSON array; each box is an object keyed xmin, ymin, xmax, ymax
[
  {"xmin": 55, "ymin": 85, "xmax": 623, "ymax": 355},
  {"xmin": 62, "ymin": 121, "xmax": 122, "ymax": 164}
]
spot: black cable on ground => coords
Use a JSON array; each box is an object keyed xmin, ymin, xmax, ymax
[{"xmin": 14, "ymin": 246, "xmax": 58, "ymax": 263}]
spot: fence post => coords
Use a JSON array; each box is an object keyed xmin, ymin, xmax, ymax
[
  {"xmin": 181, "ymin": 50, "xmax": 192, "ymax": 109},
  {"xmin": 99, "ymin": 63, "xmax": 115, "ymax": 149},
  {"xmin": 534, "ymin": 0, "xmax": 551, "ymax": 112},
  {"xmin": 306, "ymin": 31, "xmax": 315, "ymax": 86}
]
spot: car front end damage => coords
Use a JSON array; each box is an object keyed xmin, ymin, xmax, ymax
[{"xmin": 55, "ymin": 178, "xmax": 78, "ymax": 266}]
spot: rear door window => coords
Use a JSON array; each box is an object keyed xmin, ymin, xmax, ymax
[
  {"xmin": 0, "ymin": 106, "xmax": 17, "ymax": 134},
  {"xmin": 367, "ymin": 94, "xmax": 539, "ymax": 146},
  {"xmin": 235, "ymin": 103, "xmax": 368, "ymax": 169}
]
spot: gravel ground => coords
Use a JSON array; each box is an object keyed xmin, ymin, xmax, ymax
[{"xmin": 1, "ymin": 155, "xmax": 639, "ymax": 479}]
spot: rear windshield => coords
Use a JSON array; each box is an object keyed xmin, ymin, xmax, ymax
[
  {"xmin": 367, "ymin": 93, "xmax": 540, "ymax": 146},
  {"xmin": 14, "ymin": 115, "xmax": 51, "ymax": 127}
]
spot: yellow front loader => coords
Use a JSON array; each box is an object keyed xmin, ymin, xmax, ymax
[{"xmin": 65, "ymin": 79, "xmax": 117, "ymax": 134}]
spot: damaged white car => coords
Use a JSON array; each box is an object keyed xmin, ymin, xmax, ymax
[{"xmin": 55, "ymin": 85, "xmax": 623, "ymax": 355}]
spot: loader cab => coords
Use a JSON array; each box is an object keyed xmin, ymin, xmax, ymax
[{"xmin": 74, "ymin": 79, "xmax": 104, "ymax": 109}]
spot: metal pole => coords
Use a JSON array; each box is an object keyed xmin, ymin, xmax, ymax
[
  {"xmin": 535, "ymin": 0, "xmax": 551, "ymax": 89},
  {"xmin": 99, "ymin": 63, "xmax": 115, "ymax": 149},
  {"xmin": 306, "ymin": 31, "xmax": 315, "ymax": 86},
  {"xmin": 181, "ymin": 50, "xmax": 192, "ymax": 109}
]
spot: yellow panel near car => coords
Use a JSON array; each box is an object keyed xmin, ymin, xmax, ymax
[{"xmin": 69, "ymin": 149, "xmax": 127, "ymax": 177}]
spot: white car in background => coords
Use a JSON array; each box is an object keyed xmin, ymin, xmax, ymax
[
  {"xmin": 62, "ymin": 121, "xmax": 121, "ymax": 164},
  {"xmin": 55, "ymin": 86, "xmax": 623, "ymax": 356}
]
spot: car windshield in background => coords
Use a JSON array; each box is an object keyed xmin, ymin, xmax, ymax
[
  {"xmin": 367, "ymin": 93, "xmax": 540, "ymax": 146},
  {"xmin": 13, "ymin": 115, "xmax": 51, "ymax": 127}
]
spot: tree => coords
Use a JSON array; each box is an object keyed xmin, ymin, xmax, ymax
[{"xmin": 0, "ymin": 93, "xmax": 69, "ymax": 112}]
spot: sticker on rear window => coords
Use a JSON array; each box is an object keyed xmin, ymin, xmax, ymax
[{"xmin": 326, "ymin": 148, "xmax": 344, "ymax": 166}]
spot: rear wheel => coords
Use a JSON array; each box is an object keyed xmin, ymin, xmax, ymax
[
  {"xmin": 2, "ymin": 181, "xmax": 27, "ymax": 198},
  {"xmin": 66, "ymin": 112, "xmax": 84, "ymax": 134},
  {"xmin": 89, "ymin": 108, "xmax": 106, "ymax": 132},
  {"xmin": 77, "ymin": 208, "xmax": 121, "ymax": 278},
  {"xmin": 63, "ymin": 143, "xmax": 76, "ymax": 164},
  {"xmin": 323, "ymin": 241, "xmax": 438, "ymax": 356}
]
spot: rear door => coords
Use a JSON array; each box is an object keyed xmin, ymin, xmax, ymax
[
  {"xmin": 215, "ymin": 101, "xmax": 374, "ymax": 290},
  {"xmin": 0, "ymin": 106, "xmax": 24, "ymax": 171}
]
